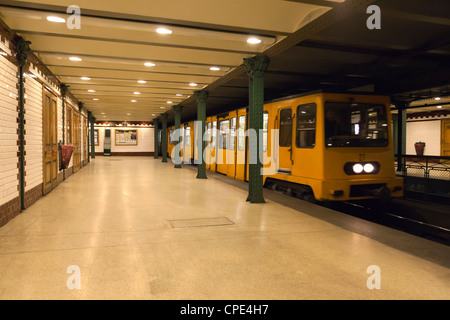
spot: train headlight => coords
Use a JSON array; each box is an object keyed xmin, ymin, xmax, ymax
[
  {"xmin": 364, "ymin": 163, "xmax": 375, "ymax": 173},
  {"xmin": 353, "ymin": 164, "xmax": 364, "ymax": 174},
  {"xmin": 344, "ymin": 162, "xmax": 380, "ymax": 175}
]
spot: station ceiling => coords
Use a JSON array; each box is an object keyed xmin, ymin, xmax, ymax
[{"xmin": 0, "ymin": 0, "xmax": 449, "ymax": 123}]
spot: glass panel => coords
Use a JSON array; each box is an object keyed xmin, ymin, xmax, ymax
[
  {"xmin": 219, "ymin": 120, "xmax": 229, "ymax": 150},
  {"xmin": 296, "ymin": 104, "xmax": 316, "ymax": 148},
  {"xmin": 169, "ymin": 130, "xmax": 174, "ymax": 144},
  {"xmin": 263, "ymin": 112, "xmax": 269, "ymax": 153},
  {"xmin": 212, "ymin": 121, "xmax": 217, "ymax": 149},
  {"xmin": 185, "ymin": 126, "xmax": 191, "ymax": 146},
  {"xmin": 205, "ymin": 122, "xmax": 211, "ymax": 146},
  {"xmin": 230, "ymin": 117, "xmax": 236, "ymax": 150},
  {"xmin": 238, "ymin": 116, "xmax": 245, "ymax": 151},
  {"xmin": 279, "ymin": 109, "xmax": 292, "ymax": 147},
  {"xmin": 324, "ymin": 102, "xmax": 388, "ymax": 147}
]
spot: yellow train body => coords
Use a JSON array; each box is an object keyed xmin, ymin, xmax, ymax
[{"xmin": 167, "ymin": 92, "xmax": 404, "ymax": 201}]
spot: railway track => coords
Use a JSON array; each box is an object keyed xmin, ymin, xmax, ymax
[{"xmin": 329, "ymin": 199, "xmax": 450, "ymax": 246}]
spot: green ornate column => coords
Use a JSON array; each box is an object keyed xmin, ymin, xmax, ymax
[
  {"xmin": 16, "ymin": 36, "xmax": 31, "ymax": 211},
  {"xmin": 153, "ymin": 118, "xmax": 159, "ymax": 159},
  {"xmin": 173, "ymin": 105, "xmax": 182, "ymax": 168},
  {"xmin": 394, "ymin": 101, "xmax": 408, "ymax": 172},
  {"xmin": 195, "ymin": 91, "xmax": 208, "ymax": 179},
  {"xmin": 244, "ymin": 54, "xmax": 270, "ymax": 204},
  {"xmin": 89, "ymin": 114, "xmax": 96, "ymax": 159},
  {"xmin": 161, "ymin": 113, "xmax": 168, "ymax": 163}
]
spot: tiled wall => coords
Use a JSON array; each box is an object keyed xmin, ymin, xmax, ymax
[{"xmin": 0, "ymin": 51, "xmax": 19, "ymax": 208}]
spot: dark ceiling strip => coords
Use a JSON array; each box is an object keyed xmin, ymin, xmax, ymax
[
  {"xmin": 176, "ymin": 0, "xmax": 377, "ymax": 112},
  {"xmin": 0, "ymin": 1, "xmax": 286, "ymax": 37},
  {"xmin": 45, "ymin": 64, "xmax": 223, "ymax": 78},
  {"xmin": 284, "ymin": 0, "xmax": 341, "ymax": 8},
  {"xmin": 63, "ymin": 82, "xmax": 195, "ymax": 92},
  {"xmin": 33, "ymin": 51, "xmax": 237, "ymax": 68},
  {"xmin": 15, "ymin": 30, "xmax": 260, "ymax": 55}
]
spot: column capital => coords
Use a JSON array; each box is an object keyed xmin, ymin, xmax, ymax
[
  {"xmin": 15, "ymin": 36, "xmax": 31, "ymax": 68},
  {"xmin": 161, "ymin": 113, "xmax": 168, "ymax": 120},
  {"xmin": 78, "ymin": 102, "xmax": 84, "ymax": 112},
  {"xmin": 172, "ymin": 105, "xmax": 182, "ymax": 113},
  {"xmin": 195, "ymin": 90, "xmax": 209, "ymax": 102},
  {"xmin": 392, "ymin": 100, "xmax": 410, "ymax": 110},
  {"xmin": 243, "ymin": 54, "xmax": 270, "ymax": 78},
  {"xmin": 60, "ymin": 83, "xmax": 69, "ymax": 97}
]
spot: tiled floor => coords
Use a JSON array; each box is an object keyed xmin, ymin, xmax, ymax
[{"xmin": 0, "ymin": 157, "xmax": 448, "ymax": 299}]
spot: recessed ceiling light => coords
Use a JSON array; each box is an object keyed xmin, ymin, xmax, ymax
[
  {"xmin": 167, "ymin": 101, "xmax": 173, "ymax": 104},
  {"xmin": 437, "ymin": 106, "xmax": 443, "ymax": 109},
  {"xmin": 144, "ymin": 62, "xmax": 156, "ymax": 67},
  {"xmin": 101, "ymin": 112, "xmax": 105, "ymax": 115},
  {"xmin": 47, "ymin": 16, "xmax": 66, "ymax": 23},
  {"xmin": 69, "ymin": 57, "xmax": 82, "ymax": 62},
  {"xmin": 160, "ymin": 107, "xmax": 166, "ymax": 109},
  {"xmin": 81, "ymin": 77, "xmax": 91, "ymax": 80},
  {"xmin": 247, "ymin": 37, "xmax": 262, "ymax": 44},
  {"xmin": 435, "ymin": 97, "xmax": 441, "ymax": 100},
  {"xmin": 133, "ymin": 92, "xmax": 141, "ymax": 95},
  {"xmin": 127, "ymin": 113, "xmax": 131, "ymax": 116},
  {"xmin": 156, "ymin": 27, "xmax": 173, "ymax": 35},
  {"xmin": 189, "ymin": 83, "xmax": 198, "ymax": 87},
  {"xmin": 88, "ymin": 90, "xmax": 96, "ymax": 92},
  {"xmin": 176, "ymin": 94, "xmax": 183, "ymax": 97},
  {"xmin": 93, "ymin": 98, "xmax": 99, "ymax": 101},
  {"xmin": 138, "ymin": 80, "xmax": 147, "ymax": 84},
  {"xmin": 152, "ymin": 114, "xmax": 156, "ymax": 116},
  {"xmin": 210, "ymin": 67, "xmax": 220, "ymax": 71},
  {"xmin": 131, "ymin": 100, "xmax": 137, "ymax": 102}
]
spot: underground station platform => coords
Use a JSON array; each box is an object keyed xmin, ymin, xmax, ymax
[{"xmin": 0, "ymin": 0, "xmax": 449, "ymax": 306}]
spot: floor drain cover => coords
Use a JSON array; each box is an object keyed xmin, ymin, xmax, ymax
[{"xmin": 169, "ymin": 217, "xmax": 234, "ymax": 228}]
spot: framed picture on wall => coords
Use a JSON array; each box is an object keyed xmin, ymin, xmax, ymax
[{"xmin": 115, "ymin": 129, "xmax": 138, "ymax": 146}]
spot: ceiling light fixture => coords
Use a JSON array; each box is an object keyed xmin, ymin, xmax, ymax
[
  {"xmin": 156, "ymin": 27, "xmax": 173, "ymax": 35},
  {"xmin": 81, "ymin": 77, "xmax": 91, "ymax": 80},
  {"xmin": 131, "ymin": 100, "xmax": 137, "ymax": 102},
  {"xmin": 69, "ymin": 57, "xmax": 82, "ymax": 62},
  {"xmin": 88, "ymin": 90, "xmax": 95, "ymax": 92},
  {"xmin": 144, "ymin": 62, "xmax": 156, "ymax": 67},
  {"xmin": 167, "ymin": 101, "xmax": 173, "ymax": 104},
  {"xmin": 47, "ymin": 16, "xmax": 66, "ymax": 23},
  {"xmin": 437, "ymin": 106, "xmax": 443, "ymax": 109},
  {"xmin": 93, "ymin": 98, "xmax": 99, "ymax": 101},
  {"xmin": 133, "ymin": 92, "xmax": 141, "ymax": 95},
  {"xmin": 138, "ymin": 80, "xmax": 147, "ymax": 84},
  {"xmin": 210, "ymin": 67, "xmax": 220, "ymax": 71},
  {"xmin": 176, "ymin": 94, "xmax": 183, "ymax": 97},
  {"xmin": 435, "ymin": 97, "xmax": 441, "ymax": 100},
  {"xmin": 189, "ymin": 83, "xmax": 198, "ymax": 87},
  {"xmin": 247, "ymin": 37, "xmax": 262, "ymax": 44}
]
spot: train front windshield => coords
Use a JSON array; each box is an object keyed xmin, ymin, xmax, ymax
[{"xmin": 324, "ymin": 102, "xmax": 389, "ymax": 147}]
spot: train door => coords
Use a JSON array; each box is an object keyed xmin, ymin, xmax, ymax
[
  {"xmin": 278, "ymin": 107, "xmax": 294, "ymax": 173},
  {"xmin": 210, "ymin": 117, "xmax": 217, "ymax": 172},
  {"xmin": 235, "ymin": 110, "xmax": 246, "ymax": 181},
  {"xmin": 205, "ymin": 118, "xmax": 211, "ymax": 170},
  {"xmin": 216, "ymin": 117, "xmax": 229, "ymax": 175},
  {"xmin": 227, "ymin": 112, "xmax": 237, "ymax": 178}
]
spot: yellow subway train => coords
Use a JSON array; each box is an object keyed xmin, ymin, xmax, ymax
[{"xmin": 167, "ymin": 92, "xmax": 404, "ymax": 202}]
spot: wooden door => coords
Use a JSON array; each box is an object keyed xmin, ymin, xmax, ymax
[
  {"xmin": 82, "ymin": 115, "xmax": 87, "ymax": 164},
  {"xmin": 442, "ymin": 119, "xmax": 450, "ymax": 159},
  {"xmin": 43, "ymin": 89, "xmax": 58, "ymax": 195},
  {"xmin": 73, "ymin": 111, "xmax": 81, "ymax": 172}
]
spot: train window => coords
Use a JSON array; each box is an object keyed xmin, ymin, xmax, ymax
[
  {"xmin": 212, "ymin": 121, "xmax": 217, "ymax": 149},
  {"xmin": 324, "ymin": 102, "xmax": 388, "ymax": 147},
  {"xmin": 230, "ymin": 117, "xmax": 236, "ymax": 150},
  {"xmin": 205, "ymin": 122, "xmax": 211, "ymax": 146},
  {"xmin": 219, "ymin": 120, "xmax": 229, "ymax": 149},
  {"xmin": 263, "ymin": 112, "xmax": 269, "ymax": 152},
  {"xmin": 238, "ymin": 116, "xmax": 245, "ymax": 151},
  {"xmin": 169, "ymin": 129, "xmax": 175, "ymax": 145},
  {"xmin": 279, "ymin": 109, "xmax": 292, "ymax": 147},
  {"xmin": 296, "ymin": 104, "xmax": 316, "ymax": 148},
  {"xmin": 184, "ymin": 126, "xmax": 191, "ymax": 146}
]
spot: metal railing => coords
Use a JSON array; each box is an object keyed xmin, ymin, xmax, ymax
[{"xmin": 395, "ymin": 154, "xmax": 450, "ymax": 200}]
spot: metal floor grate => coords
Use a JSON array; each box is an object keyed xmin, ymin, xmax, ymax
[{"xmin": 169, "ymin": 217, "xmax": 234, "ymax": 228}]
